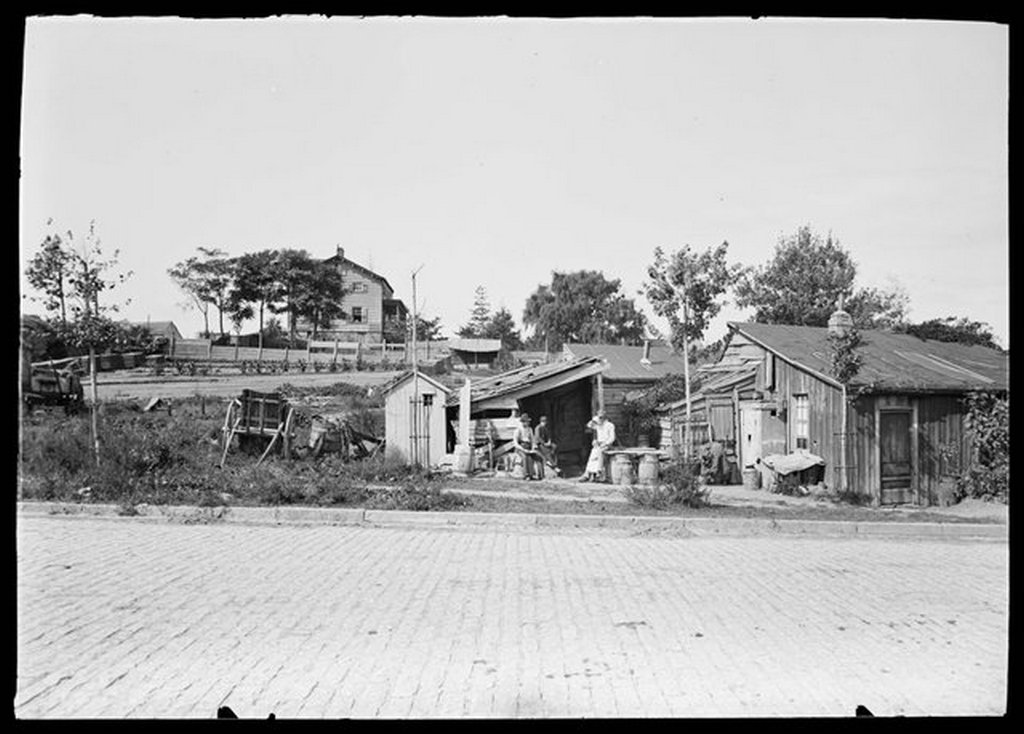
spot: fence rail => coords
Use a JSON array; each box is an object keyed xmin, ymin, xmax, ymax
[{"xmin": 168, "ymin": 337, "xmax": 450, "ymax": 364}]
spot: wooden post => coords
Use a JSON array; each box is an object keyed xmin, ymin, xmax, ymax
[
  {"xmin": 596, "ymin": 371, "xmax": 605, "ymax": 413},
  {"xmin": 89, "ymin": 347, "xmax": 100, "ymax": 466},
  {"xmin": 234, "ymin": 338, "xmax": 239, "ymax": 362},
  {"xmin": 459, "ymin": 378, "xmax": 472, "ymax": 449},
  {"xmin": 333, "ymin": 339, "xmax": 339, "ymax": 362},
  {"xmin": 207, "ymin": 339, "xmax": 213, "ymax": 360}
]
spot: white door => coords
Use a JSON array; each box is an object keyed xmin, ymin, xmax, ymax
[{"xmin": 739, "ymin": 404, "xmax": 762, "ymax": 469}]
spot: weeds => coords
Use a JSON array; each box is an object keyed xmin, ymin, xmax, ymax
[{"xmin": 623, "ymin": 460, "xmax": 712, "ymax": 510}]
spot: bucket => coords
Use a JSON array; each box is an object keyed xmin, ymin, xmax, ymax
[
  {"xmin": 742, "ymin": 466, "xmax": 761, "ymax": 490},
  {"xmin": 638, "ymin": 454, "xmax": 659, "ymax": 485},
  {"xmin": 613, "ymin": 454, "xmax": 635, "ymax": 485}
]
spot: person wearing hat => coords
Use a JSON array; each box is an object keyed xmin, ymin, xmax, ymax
[
  {"xmin": 512, "ymin": 412, "xmax": 544, "ymax": 480},
  {"xmin": 580, "ymin": 410, "xmax": 616, "ymax": 482},
  {"xmin": 534, "ymin": 415, "xmax": 561, "ymax": 477}
]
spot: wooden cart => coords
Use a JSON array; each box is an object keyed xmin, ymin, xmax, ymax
[{"xmin": 220, "ymin": 389, "xmax": 296, "ymax": 467}]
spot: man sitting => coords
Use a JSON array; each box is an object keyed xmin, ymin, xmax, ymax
[{"xmin": 533, "ymin": 415, "xmax": 561, "ymax": 477}]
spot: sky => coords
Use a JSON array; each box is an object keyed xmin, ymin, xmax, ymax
[{"xmin": 19, "ymin": 16, "xmax": 1009, "ymax": 347}]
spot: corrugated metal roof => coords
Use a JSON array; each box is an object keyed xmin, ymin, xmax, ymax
[
  {"xmin": 562, "ymin": 342, "xmax": 688, "ymax": 381},
  {"xmin": 445, "ymin": 356, "xmax": 606, "ymax": 407},
  {"xmin": 731, "ymin": 322, "xmax": 1008, "ymax": 393}
]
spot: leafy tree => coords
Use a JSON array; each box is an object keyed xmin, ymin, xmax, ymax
[
  {"xmin": 644, "ymin": 241, "xmax": 739, "ymax": 460},
  {"xmin": 844, "ymin": 284, "xmax": 910, "ymax": 330},
  {"xmin": 734, "ymin": 226, "xmax": 856, "ymax": 326},
  {"xmin": 383, "ymin": 314, "xmax": 444, "ymax": 344},
  {"xmin": 898, "ymin": 317, "xmax": 1002, "ymax": 350},
  {"xmin": 25, "ymin": 230, "xmax": 73, "ymax": 326},
  {"xmin": 227, "ymin": 250, "xmax": 281, "ymax": 350},
  {"xmin": 522, "ymin": 270, "xmax": 647, "ymax": 351},
  {"xmin": 734, "ymin": 225, "xmax": 910, "ymax": 330},
  {"xmin": 481, "ymin": 307, "xmax": 524, "ymax": 351},
  {"xmin": 268, "ymin": 249, "xmax": 317, "ymax": 346},
  {"xmin": 294, "ymin": 259, "xmax": 349, "ymax": 340},
  {"xmin": 167, "ymin": 247, "xmax": 235, "ymax": 338},
  {"xmin": 457, "ymin": 285, "xmax": 492, "ymax": 338}
]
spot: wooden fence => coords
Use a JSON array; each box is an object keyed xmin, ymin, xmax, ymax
[{"xmin": 168, "ymin": 338, "xmax": 450, "ymax": 365}]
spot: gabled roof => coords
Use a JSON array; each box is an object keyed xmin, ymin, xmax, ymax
[
  {"xmin": 730, "ymin": 322, "xmax": 1008, "ymax": 393},
  {"xmin": 380, "ymin": 369, "xmax": 453, "ymax": 396},
  {"xmin": 445, "ymin": 356, "xmax": 606, "ymax": 409},
  {"xmin": 324, "ymin": 252, "xmax": 395, "ymax": 295},
  {"xmin": 562, "ymin": 342, "xmax": 688, "ymax": 381},
  {"xmin": 129, "ymin": 321, "xmax": 183, "ymax": 338}
]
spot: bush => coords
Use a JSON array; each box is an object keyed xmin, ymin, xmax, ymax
[{"xmin": 623, "ymin": 459, "xmax": 712, "ymax": 509}]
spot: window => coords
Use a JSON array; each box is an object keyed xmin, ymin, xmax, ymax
[
  {"xmin": 422, "ymin": 393, "xmax": 434, "ymax": 407},
  {"xmin": 351, "ymin": 282, "xmax": 368, "ymax": 293},
  {"xmin": 793, "ymin": 394, "xmax": 809, "ymax": 449},
  {"xmin": 351, "ymin": 307, "xmax": 364, "ymax": 323}
]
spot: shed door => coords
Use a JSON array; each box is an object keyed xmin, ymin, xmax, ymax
[
  {"xmin": 739, "ymin": 404, "xmax": 762, "ymax": 469},
  {"xmin": 879, "ymin": 410, "xmax": 913, "ymax": 504}
]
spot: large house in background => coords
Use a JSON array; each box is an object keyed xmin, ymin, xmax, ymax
[{"xmin": 295, "ymin": 246, "xmax": 408, "ymax": 344}]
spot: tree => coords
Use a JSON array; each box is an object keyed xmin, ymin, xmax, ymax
[
  {"xmin": 268, "ymin": 249, "xmax": 317, "ymax": 346},
  {"xmin": 644, "ymin": 242, "xmax": 740, "ymax": 461},
  {"xmin": 168, "ymin": 247, "xmax": 235, "ymax": 338},
  {"xmin": 898, "ymin": 317, "xmax": 1002, "ymax": 350},
  {"xmin": 522, "ymin": 271, "xmax": 647, "ymax": 351},
  {"xmin": 384, "ymin": 314, "xmax": 444, "ymax": 344},
  {"xmin": 734, "ymin": 226, "xmax": 856, "ymax": 326},
  {"xmin": 25, "ymin": 230, "xmax": 73, "ymax": 326},
  {"xmin": 227, "ymin": 250, "xmax": 281, "ymax": 350},
  {"xmin": 457, "ymin": 285, "xmax": 492, "ymax": 338},
  {"xmin": 481, "ymin": 307, "xmax": 524, "ymax": 351},
  {"xmin": 734, "ymin": 225, "xmax": 910, "ymax": 330},
  {"xmin": 294, "ymin": 259, "xmax": 348, "ymax": 340}
]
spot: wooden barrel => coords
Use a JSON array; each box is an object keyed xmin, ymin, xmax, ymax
[
  {"xmin": 638, "ymin": 454, "xmax": 659, "ymax": 485},
  {"xmin": 613, "ymin": 454, "xmax": 635, "ymax": 485}
]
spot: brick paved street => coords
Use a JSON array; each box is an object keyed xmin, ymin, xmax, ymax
[{"xmin": 16, "ymin": 515, "xmax": 1007, "ymax": 718}]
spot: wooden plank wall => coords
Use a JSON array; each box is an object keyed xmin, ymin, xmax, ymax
[{"xmin": 769, "ymin": 357, "xmax": 845, "ymax": 489}]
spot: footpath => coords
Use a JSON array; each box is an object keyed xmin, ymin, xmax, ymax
[{"xmin": 16, "ymin": 485, "xmax": 1008, "ymax": 540}]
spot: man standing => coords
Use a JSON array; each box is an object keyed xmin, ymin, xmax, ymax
[
  {"xmin": 580, "ymin": 410, "xmax": 616, "ymax": 483},
  {"xmin": 534, "ymin": 415, "xmax": 560, "ymax": 477},
  {"xmin": 512, "ymin": 412, "xmax": 544, "ymax": 480}
]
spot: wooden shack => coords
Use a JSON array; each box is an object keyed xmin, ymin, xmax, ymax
[
  {"xmin": 445, "ymin": 356, "xmax": 607, "ymax": 476},
  {"xmin": 563, "ymin": 341, "xmax": 690, "ymax": 445},
  {"xmin": 658, "ymin": 317, "xmax": 1009, "ymax": 506},
  {"xmin": 382, "ymin": 370, "xmax": 452, "ymax": 467}
]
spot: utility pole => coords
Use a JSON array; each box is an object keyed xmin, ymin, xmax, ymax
[{"xmin": 411, "ymin": 265, "xmax": 424, "ymax": 466}]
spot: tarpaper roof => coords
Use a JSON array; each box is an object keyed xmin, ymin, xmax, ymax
[
  {"xmin": 445, "ymin": 356, "xmax": 606, "ymax": 408},
  {"xmin": 731, "ymin": 322, "xmax": 1008, "ymax": 393},
  {"xmin": 562, "ymin": 342, "xmax": 688, "ymax": 381}
]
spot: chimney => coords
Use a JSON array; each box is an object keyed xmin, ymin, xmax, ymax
[
  {"xmin": 828, "ymin": 296, "xmax": 853, "ymax": 337},
  {"xmin": 336, "ymin": 245, "xmax": 345, "ymax": 260},
  {"xmin": 641, "ymin": 339, "xmax": 652, "ymax": 365}
]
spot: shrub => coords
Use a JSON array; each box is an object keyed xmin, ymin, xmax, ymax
[{"xmin": 623, "ymin": 459, "xmax": 711, "ymax": 509}]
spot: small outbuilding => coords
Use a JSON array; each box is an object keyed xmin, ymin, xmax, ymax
[
  {"xmin": 382, "ymin": 370, "xmax": 453, "ymax": 468},
  {"xmin": 448, "ymin": 338, "xmax": 503, "ymax": 370}
]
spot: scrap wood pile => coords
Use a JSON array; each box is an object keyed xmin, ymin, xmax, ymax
[{"xmin": 308, "ymin": 412, "xmax": 383, "ymax": 460}]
